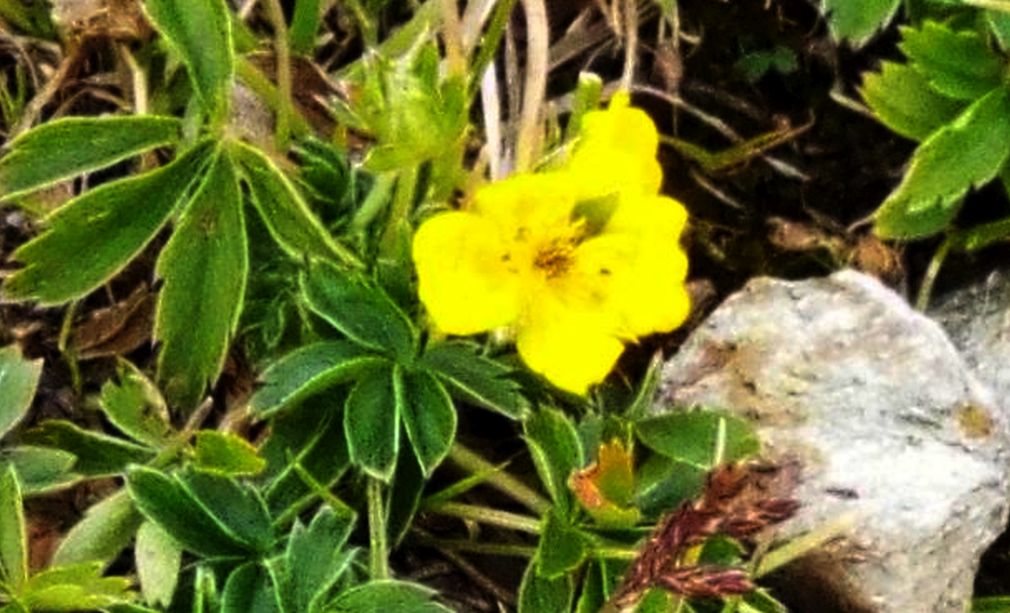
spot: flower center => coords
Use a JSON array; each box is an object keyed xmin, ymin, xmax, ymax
[{"xmin": 533, "ymin": 237, "xmax": 576, "ymax": 279}]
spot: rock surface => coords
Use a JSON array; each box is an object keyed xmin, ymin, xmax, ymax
[
  {"xmin": 931, "ymin": 269, "xmax": 1010, "ymax": 407},
  {"xmin": 653, "ymin": 269, "xmax": 1010, "ymax": 613}
]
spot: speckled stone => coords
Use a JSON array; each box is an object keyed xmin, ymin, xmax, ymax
[{"xmin": 652, "ymin": 269, "xmax": 1010, "ymax": 613}]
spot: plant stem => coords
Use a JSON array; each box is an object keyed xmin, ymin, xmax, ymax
[
  {"xmin": 916, "ymin": 236, "xmax": 952, "ymax": 311},
  {"xmin": 447, "ymin": 442, "xmax": 552, "ymax": 515},
  {"xmin": 263, "ymin": 0, "xmax": 292, "ymax": 149},
  {"xmin": 514, "ymin": 0, "xmax": 548, "ymax": 172},
  {"xmin": 411, "ymin": 535, "xmax": 538, "ymax": 558},
  {"xmin": 235, "ymin": 59, "xmax": 311, "ymax": 136},
  {"xmin": 428, "ymin": 501, "xmax": 542, "ymax": 534},
  {"xmin": 367, "ymin": 478, "xmax": 389, "ymax": 580}
]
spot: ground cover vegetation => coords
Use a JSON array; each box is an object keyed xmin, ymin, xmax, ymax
[{"xmin": 0, "ymin": 0, "xmax": 1010, "ymax": 611}]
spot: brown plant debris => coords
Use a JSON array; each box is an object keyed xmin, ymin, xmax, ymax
[{"xmin": 611, "ymin": 461, "xmax": 799, "ymax": 608}]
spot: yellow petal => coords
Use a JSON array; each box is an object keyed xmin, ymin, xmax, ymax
[
  {"xmin": 567, "ymin": 98, "xmax": 663, "ymax": 199},
  {"xmin": 471, "ymin": 172, "xmax": 576, "ymax": 242},
  {"xmin": 516, "ymin": 293, "xmax": 624, "ymax": 394},
  {"xmin": 412, "ymin": 211, "xmax": 522, "ymax": 334}
]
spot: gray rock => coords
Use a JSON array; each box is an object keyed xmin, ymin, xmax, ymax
[
  {"xmin": 653, "ymin": 269, "xmax": 1010, "ymax": 613},
  {"xmin": 930, "ymin": 269, "xmax": 1010, "ymax": 407}
]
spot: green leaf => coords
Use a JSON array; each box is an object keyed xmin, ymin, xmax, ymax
[
  {"xmin": 1, "ymin": 445, "xmax": 78, "ymax": 495},
  {"xmin": 821, "ymin": 0, "xmax": 900, "ymax": 45},
  {"xmin": 23, "ymin": 420, "xmax": 154, "ymax": 476},
  {"xmin": 635, "ymin": 409, "xmax": 759, "ymax": 468},
  {"xmin": 21, "ymin": 562, "xmax": 132, "ymax": 610},
  {"xmin": 221, "ymin": 562, "xmax": 283, "ymax": 613},
  {"xmin": 344, "ymin": 365, "xmax": 400, "ymax": 481},
  {"xmin": 193, "ymin": 431, "xmax": 267, "ymax": 477},
  {"xmin": 52, "ymin": 490, "xmax": 143, "ymax": 567},
  {"xmin": 0, "ymin": 116, "xmax": 181, "ymax": 200},
  {"xmin": 860, "ymin": 61, "xmax": 966, "ymax": 142},
  {"xmin": 875, "ymin": 87, "xmax": 1010, "ymax": 239},
  {"xmin": 233, "ymin": 142, "xmax": 351, "ymax": 263},
  {"xmin": 0, "ymin": 344, "xmax": 42, "ymax": 439},
  {"xmin": 155, "ymin": 151, "xmax": 248, "ymax": 411},
  {"xmin": 126, "ymin": 466, "xmax": 251, "ymax": 558},
  {"xmin": 634, "ymin": 589, "xmax": 674, "ymax": 613},
  {"xmin": 262, "ymin": 401, "xmax": 350, "ymax": 518},
  {"xmin": 0, "ymin": 464, "xmax": 26, "ymax": 591},
  {"xmin": 535, "ymin": 510, "xmax": 591, "ymax": 579},
  {"xmin": 136, "ymin": 520, "xmax": 182, "ymax": 608},
  {"xmin": 325, "ymin": 579, "xmax": 452, "ymax": 613},
  {"xmin": 634, "ymin": 455, "xmax": 705, "ymax": 518},
  {"xmin": 250, "ymin": 341, "xmax": 385, "ymax": 418},
  {"xmin": 290, "ymin": 0, "xmax": 324, "ymax": 54},
  {"xmin": 517, "ymin": 560, "xmax": 573, "ymax": 613},
  {"xmin": 419, "ymin": 341, "xmax": 529, "ymax": 419},
  {"xmin": 301, "ymin": 260, "xmax": 417, "ymax": 361},
  {"xmin": 3, "ymin": 140, "xmax": 213, "ymax": 305},
  {"xmin": 99, "ymin": 360, "xmax": 173, "ymax": 448},
  {"xmin": 178, "ymin": 469, "xmax": 274, "ymax": 553},
  {"xmin": 524, "ymin": 407, "xmax": 583, "ymax": 515},
  {"xmin": 899, "ymin": 21, "xmax": 1004, "ymax": 100},
  {"xmin": 974, "ymin": 596, "xmax": 1010, "ymax": 613},
  {"xmin": 386, "ymin": 451, "xmax": 425, "ymax": 547},
  {"xmin": 193, "ymin": 565, "xmax": 222, "ymax": 613},
  {"xmin": 283, "ymin": 506, "xmax": 357, "ymax": 613},
  {"xmin": 143, "ymin": 0, "xmax": 233, "ymax": 118},
  {"xmin": 395, "ymin": 367, "xmax": 456, "ymax": 477},
  {"xmin": 987, "ymin": 10, "xmax": 1010, "ymax": 50}
]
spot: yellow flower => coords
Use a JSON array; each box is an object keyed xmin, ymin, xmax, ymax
[{"xmin": 412, "ymin": 94, "xmax": 690, "ymax": 394}]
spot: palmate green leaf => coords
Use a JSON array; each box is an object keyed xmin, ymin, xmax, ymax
[
  {"xmin": 262, "ymin": 401, "xmax": 350, "ymax": 518},
  {"xmin": 126, "ymin": 466, "xmax": 252, "ymax": 558},
  {"xmin": 821, "ymin": 0, "xmax": 900, "ymax": 45},
  {"xmin": 525, "ymin": 407, "xmax": 584, "ymax": 516},
  {"xmin": 395, "ymin": 367, "xmax": 456, "ymax": 476},
  {"xmin": 178, "ymin": 469, "xmax": 273, "ymax": 553},
  {"xmin": 344, "ymin": 365, "xmax": 399, "ymax": 481},
  {"xmin": 23, "ymin": 420, "xmax": 153, "ymax": 476},
  {"xmin": 386, "ymin": 451, "xmax": 424, "ymax": 547},
  {"xmin": 987, "ymin": 10, "xmax": 1010, "ymax": 50},
  {"xmin": 283, "ymin": 506, "xmax": 357, "ymax": 613},
  {"xmin": 535, "ymin": 510, "xmax": 592, "ymax": 579},
  {"xmin": 301, "ymin": 260, "xmax": 417, "ymax": 362},
  {"xmin": 1, "ymin": 445, "xmax": 78, "ymax": 495},
  {"xmin": 517, "ymin": 561, "xmax": 574, "ymax": 613},
  {"xmin": 21, "ymin": 562, "xmax": 133, "ymax": 610},
  {"xmin": 99, "ymin": 360, "xmax": 173, "ymax": 449},
  {"xmin": 249, "ymin": 341, "xmax": 386, "ymax": 418},
  {"xmin": 875, "ymin": 87, "xmax": 1010, "ymax": 239},
  {"xmin": 222, "ymin": 562, "xmax": 283, "ymax": 613},
  {"xmin": 52, "ymin": 490, "xmax": 143, "ymax": 567},
  {"xmin": 135, "ymin": 520, "xmax": 182, "ymax": 608},
  {"xmin": 193, "ymin": 430, "xmax": 267, "ymax": 477},
  {"xmin": 899, "ymin": 21, "xmax": 1004, "ymax": 101},
  {"xmin": 0, "ymin": 344, "xmax": 42, "ymax": 440},
  {"xmin": 325, "ymin": 580, "xmax": 452, "ymax": 613},
  {"xmin": 635, "ymin": 409, "xmax": 759, "ymax": 468},
  {"xmin": 3, "ymin": 140, "xmax": 213, "ymax": 305},
  {"xmin": 155, "ymin": 151, "xmax": 248, "ymax": 411},
  {"xmin": 418, "ymin": 341, "xmax": 529, "ymax": 419},
  {"xmin": 143, "ymin": 0, "xmax": 233, "ymax": 119},
  {"xmin": 0, "ymin": 116, "xmax": 181, "ymax": 200},
  {"xmin": 233, "ymin": 142, "xmax": 352, "ymax": 263},
  {"xmin": 0, "ymin": 464, "xmax": 27, "ymax": 592},
  {"xmin": 860, "ymin": 61, "xmax": 966, "ymax": 142}
]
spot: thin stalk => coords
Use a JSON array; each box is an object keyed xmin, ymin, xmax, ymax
[
  {"xmin": 514, "ymin": 0, "xmax": 548, "ymax": 171},
  {"xmin": 448, "ymin": 442, "xmax": 552, "ymax": 515},
  {"xmin": 440, "ymin": 0, "xmax": 466, "ymax": 77},
  {"xmin": 916, "ymin": 236, "xmax": 952, "ymax": 311},
  {"xmin": 263, "ymin": 0, "xmax": 292, "ymax": 148},
  {"xmin": 428, "ymin": 501, "xmax": 542, "ymax": 534},
  {"xmin": 411, "ymin": 536, "xmax": 538, "ymax": 557},
  {"xmin": 620, "ymin": 0, "xmax": 639, "ymax": 90},
  {"xmin": 368, "ymin": 478, "xmax": 389, "ymax": 580}
]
